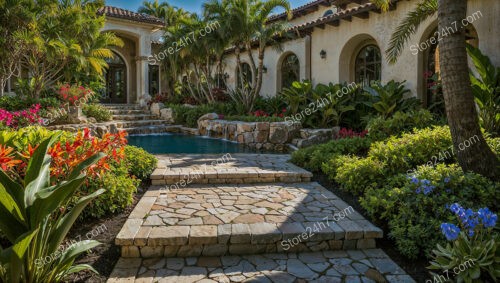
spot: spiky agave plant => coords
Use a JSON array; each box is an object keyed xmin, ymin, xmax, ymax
[{"xmin": 0, "ymin": 134, "xmax": 105, "ymax": 283}]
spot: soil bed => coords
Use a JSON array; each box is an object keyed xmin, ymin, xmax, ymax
[{"xmin": 65, "ymin": 183, "xmax": 147, "ymax": 283}]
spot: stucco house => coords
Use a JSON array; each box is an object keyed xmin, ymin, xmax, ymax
[{"xmin": 15, "ymin": 0, "xmax": 495, "ymax": 106}]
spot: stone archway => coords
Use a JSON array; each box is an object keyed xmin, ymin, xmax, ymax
[{"xmin": 338, "ymin": 34, "xmax": 381, "ymax": 84}]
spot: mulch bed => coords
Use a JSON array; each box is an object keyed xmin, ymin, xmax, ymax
[
  {"xmin": 65, "ymin": 183, "xmax": 147, "ymax": 283},
  {"xmin": 312, "ymin": 173, "xmax": 430, "ymax": 282}
]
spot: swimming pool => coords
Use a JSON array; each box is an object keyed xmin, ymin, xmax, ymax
[{"xmin": 128, "ymin": 133, "xmax": 265, "ymax": 154}]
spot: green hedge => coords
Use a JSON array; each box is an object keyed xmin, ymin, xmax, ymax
[
  {"xmin": 290, "ymin": 137, "xmax": 372, "ymax": 172},
  {"xmin": 366, "ymin": 109, "xmax": 436, "ymax": 141}
]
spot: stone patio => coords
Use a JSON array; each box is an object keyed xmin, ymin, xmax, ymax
[
  {"xmin": 110, "ymin": 154, "xmax": 415, "ymax": 282},
  {"xmin": 108, "ymin": 250, "xmax": 415, "ymax": 283}
]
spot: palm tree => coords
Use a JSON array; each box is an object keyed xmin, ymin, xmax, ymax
[
  {"xmin": 372, "ymin": 0, "xmax": 499, "ymax": 180},
  {"xmin": 138, "ymin": 0, "xmax": 169, "ymax": 19},
  {"xmin": 139, "ymin": 0, "xmax": 190, "ymax": 26},
  {"xmin": 219, "ymin": 0, "xmax": 292, "ymax": 112}
]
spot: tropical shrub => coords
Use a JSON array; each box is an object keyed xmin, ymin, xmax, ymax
[
  {"xmin": 337, "ymin": 128, "xmax": 368, "ymax": 139},
  {"xmin": 281, "ymin": 81, "xmax": 358, "ymax": 128},
  {"xmin": 332, "ymin": 156, "xmax": 386, "ymax": 194},
  {"xmin": 57, "ymin": 84, "xmax": 95, "ymax": 106},
  {"xmin": 365, "ymin": 109, "xmax": 435, "ymax": 140},
  {"xmin": 290, "ymin": 136, "xmax": 371, "ymax": 172},
  {"xmin": 360, "ymin": 164, "xmax": 499, "ymax": 259},
  {"xmin": 0, "ymin": 104, "xmax": 43, "ymax": 129},
  {"xmin": 80, "ymin": 165, "xmax": 138, "ymax": 219},
  {"xmin": 254, "ymin": 95, "xmax": 287, "ymax": 116},
  {"xmin": 0, "ymin": 135, "xmax": 105, "ymax": 282},
  {"xmin": 368, "ymin": 126, "xmax": 453, "ymax": 175},
  {"xmin": 429, "ymin": 204, "xmax": 499, "ymax": 282},
  {"xmin": 467, "ymin": 44, "xmax": 500, "ymax": 137},
  {"xmin": 124, "ymin": 145, "xmax": 157, "ymax": 180},
  {"xmin": 362, "ymin": 80, "xmax": 419, "ymax": 119},
  {"xmin": 0, "ymin": 127, "xmax": 138, "ymax": 220},
  {"xmin": 83, "ymin": 104, "xmax": 112, "ymax": 122},
  {"xmin": 311, "ymin": 138, "xmax": 371, "ymax": 172}
]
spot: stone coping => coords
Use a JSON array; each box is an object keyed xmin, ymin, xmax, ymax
[
  {"xmin": 116, "ymin": 183, "xmax": 382, "ymax": 257},
  {"xmin": 151, "ymin": 154, "xmax": 312, "ymax": 185},
  {"xmin": 107, "ymin": 249, "xmax": 415, "ymax": 283}
]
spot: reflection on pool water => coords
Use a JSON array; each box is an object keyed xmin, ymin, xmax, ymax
[{"xmin": 127, "ymin": 133, "xmax": 269, "ymax": 154}]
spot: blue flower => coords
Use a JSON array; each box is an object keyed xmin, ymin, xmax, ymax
[
  {"xmin": 410, "ymin": 177, "xmax": 419, "ymax": 184},
  {"xmin": 422, "ymin": 179, "xmax": 432, "ymax": 185},
  {"xmin": 450, "ymin": 203, "xmax": 464, "ymax": 215},
  {"xmin": 478, "ymin": 207, "xmax": 498, "ymax": 228},
  {"xmin": 440, "ymin": 223, "xmax": 461, "ymax": 241},
  {"xmin": 444, "ymin": 177, "xmax": 451, "ymax": 183},
  {"xmin": 423, "ymin": 185, "xmax": 435, "ymax": 195}
]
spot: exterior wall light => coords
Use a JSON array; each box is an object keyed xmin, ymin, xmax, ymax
[
  {"xmin": 262, "ymin": 66, "xmax": 268, "ymax": 73},
  {"xmin": 320, "ymin": 50, "xmax": 327, "ymax": 59},
  {"xmin": 224, "ymin": 72, "xmax": 229, "ymax": 79}
]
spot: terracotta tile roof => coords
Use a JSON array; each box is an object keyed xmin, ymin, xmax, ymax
[
  {"xmin": 290, "ymin": 2, "xmax": 378, "ymax": 32},
  {"xmin": 268, "ymin": 0, "xmax": 331, "ymax": 23},
  {"xmin": 98, "ymin": 6, "xmax": 165, "ymax": 26},
  {"xmin": 224, "ymin": 1, "xmax": 392, "ymax": 54}
]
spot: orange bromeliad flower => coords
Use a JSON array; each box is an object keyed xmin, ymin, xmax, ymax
[{"xmin": 0, "ymin": 144, "xmax": 23, "ymax": 171}]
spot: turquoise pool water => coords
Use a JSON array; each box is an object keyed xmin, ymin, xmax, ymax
[{"xmin": 128, "ymin": 134, "xmax": 261, "ymax": 154}]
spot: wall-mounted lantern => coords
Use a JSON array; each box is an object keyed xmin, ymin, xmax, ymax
[
  {"xmin": 262, "ymin": 66, "xmax": 268, "ymax": 73},
  {"xmin": 320, "ymin": 50, "xmax": 327, "ymax": 59}
]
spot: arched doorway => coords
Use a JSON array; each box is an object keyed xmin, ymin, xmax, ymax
[
  {"xmin": 280, "ymin": 53, "xmax": 300, "ymax": 90},
  {"xmin": 104, "ymin": 51, "xmax": 127, "ymax": 104}
]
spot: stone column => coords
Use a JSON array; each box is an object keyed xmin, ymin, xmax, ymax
[{"xmin": 136, "ymin": 34, "xmax": 152, "ymax": 104}]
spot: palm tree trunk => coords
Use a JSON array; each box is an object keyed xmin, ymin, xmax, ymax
[{"xmin": 438, "ymin": 0, "xmax": 499, "ymax": 180}]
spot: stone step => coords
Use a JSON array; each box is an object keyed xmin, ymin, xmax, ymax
[
  {"xmin": 102, "ymin": 104, "xmax": 143, "ymax": 110},
  {"xmin": 107, "ymin": 249, "xmax": 415, "ymax": 283},
  {"xmin": 112, "ymin": 114, "xmax": 158, "ymax": 121},
  {"xmin": 115, "ymin": 182, "xmax": 383, "ymax": 258},
  {"xmin": 108, "ymin": 109, "xmax": 151, "ymax": 115},
  {"xmin": 151, "ymin": 154, "xmax": 313, "ymax": 185}
]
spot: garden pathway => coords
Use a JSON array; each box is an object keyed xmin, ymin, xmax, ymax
[{"xmin": 109, "ymin": 154, "xmax": 415, "ymax": 282}]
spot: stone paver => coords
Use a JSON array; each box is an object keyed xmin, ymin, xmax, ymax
[{"xmin": 107, "ymin": 249, "xmax": 415, "ymax": 282}]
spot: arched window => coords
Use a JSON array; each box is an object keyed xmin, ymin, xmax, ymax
[
  {"xmin": 354, "ymin": 45, "xmax": 381, "ymax": 86},
  {"xmin": 281, "ymin": 53, "xmax": 300, "ymax": 90},
  {"xmin": 237, "ymin": 63, "xmax": 253, "ymax": 89}
]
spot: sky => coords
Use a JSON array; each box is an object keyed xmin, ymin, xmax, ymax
[{"xmin": 105, "ymin": 0, "xmax": 312, "ymax": 15}]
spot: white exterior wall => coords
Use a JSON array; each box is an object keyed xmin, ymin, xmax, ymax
[
  {"xmin": 221, "ymin": 0, "xmax": 500, "ymax": 98},
  {"xmin": 222, "ymin": 37, "xmax": 309, "ymax": 97}
]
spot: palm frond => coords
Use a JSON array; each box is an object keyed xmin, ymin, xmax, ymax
[
  {"xmin": 370, "ymin": 0, "xmax": 391, "ymax": 12},
  {"xmin": 386, "ymin": 0, "xmax": 437, "ymax": 64}
]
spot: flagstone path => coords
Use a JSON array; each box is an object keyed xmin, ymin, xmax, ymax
[{"xmin": 109, "ymin": 154, "xmax": 415, "ymax": 282}]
